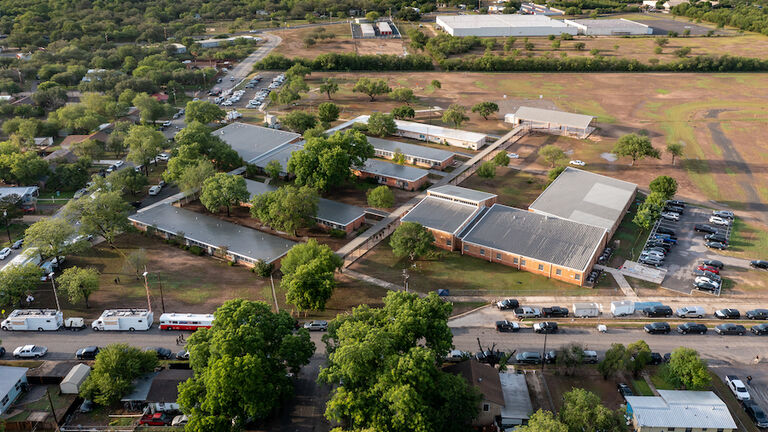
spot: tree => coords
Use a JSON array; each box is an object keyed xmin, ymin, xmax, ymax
[
  {"xmin": 285, "ymin": 63, "xmax": 311, "ymax": 80},
  {"xmin": 442, "ymin": 104, "xmax": 469, "ymax": 128},
  {"xmin": 80, "ymin": 344, "xmax": 158, "ymax": 405},
  {"xmin": 264, "ymin": 159, "xmax": 282, "ymax": 179},
  {"xmin": 540, "ymin": 144, "xmax": 566, "ymax": 167},
  {"xmin": 574, "ymin": 42, "xmax": 586, "ymax": 51},
  {"xmin": 518, "ymin": 410, "xmax": 568, "ymax": 432},
  {"xmin": 23, "ymin": 217, "xmax": 77, "ymax": 260},
  {"xmin": 353, "ymin": 77, "xmax": 391, "ymax": 101},
  {"xmin": 556, "ymin": 343, "xmax": 585, "ymax": 376},
  {"xmin": 667, "ymin": 347, "xmax": 711, "ymax": 390},
  {"xmin": 493, "ymin": 151, "xmax": 510, "ymax": 166},
  {"xmin": 126, "ymin": 125, "xmax": 165, "ymax": 175},
  {"xmin": 430, "ymin": 79, "xmax": 441, "ymax": 89},
  {"xmin": 655, "ymin": 37, "xmax": 669, "ymax": 47},
  {"xmin": 280, "ymin": 239, "xmax": 342, "ymax": 312},
  {"xmin": 317, "ymin": 102, "xmax": 340, "ymax": 125},
  {"xmin": 649, "ymin": 175, "xmax": 678, "ymax": 200},
  {"xmin": 476, "ymin": 161, "xmax": 496, "ymax": 179},
  {"xmin": 548, "ymin": 166, "xmax": 566, "ymax": 182},
  {"xmin": 626, "ymin": 340, "xmax": 652, "ymax": 378},
  {"xmin": 319, "ymin": 78, "xmax": 339, "ymax": 100},
  {"xmin": 320, "ymin": 291, "xmax": 478, "ymax": 432},
  {"xmin": 177, "ymin": 159, "xmax": 215, "ymax": 193},
  {"xmin": 598, "ymin": 343, "xmax": 629, "ymax": 379},
  {"xmin": 200, "ymin": 173, "xmax": 249, "ymax": 217},
  {"xmin": 250, "ymin": 185, "xmax": 319, "ymax": 236},
  {"xmin": 613, "ymin": 133, "xmax": 661, "ymax": 166},
  {"xmin": 185, "ymin": 100, "xmax": 225, "ymax": 124},
  {"xmin": 559, "ymin": 388, "xmax": 626, "ymax": 432},
  {"xmin": 392, "ymin": 105, "xmax": 415, "ymax": 120},
  {"xmin": 0, "ymin": 264, "xmax": 43, "ymax": 308},
  {"xmin": 106, "ymin": 121, "xmax": 131, "ymax": 158},
  {"xmin": 281, "ymin": 110, "xmax": 317, "ymax": 134},
  {"xmin": 390, "ymin": 221, "xmax": 434, "ymax": 261},
  {"xmin": 367, "ymin": 185, "xmax": 395, "ymax": 208},
  {"xmin": 471, "ymin": 102, "xmax": 499, "ymax": 120},
  {"xmin": 178, "ymin": 300, "xmax": 314, "ymax": 429},
  {"xmin": 124, "ymin": 248, "xmax": 148, "ymax": 280},
  {"xmin": 391, "ymin": 87, "xmax": 415, "ymax": 104},
  {"xmin": 288, "ymin": 130, "xmax": 373, "ymax": 191},
  {"xmin": 365, "ymin": 11, "xmax": 380, "ymax": 21},
  {"xmin": 666, "ymin": 142, "xmax": 683, "ymax": 166},
  {"xmin": 132, "ymin": 93, "xmax": 165, "ymax": 124},
  {"xmin": 63, "ymin": 191, "xmax": 132, "ymax": 249},
  {"xmin": 367, "ymin": 112, "xmax": 397, "ymax": 137},
  {"xmin": 107, "ymin": 168, "xmax": 148, "ymax": 196},
  {"xmin": 56, "ymin": 266, "xmax": 99, "ymax": 308}
]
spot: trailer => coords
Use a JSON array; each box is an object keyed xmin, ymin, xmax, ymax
[
  {"xmin": 1, "ymin": 309, "xmax": 63, "ymax": 331},
  {"xmin": 92, "ymin": 309, "xmax": 153, "ymax": 331},
  {"xmin": 572, "ymin": 302, "xmax": 601, "ymax": 318},
  {"xmin": 610, "ymin": 300, "xmax": 635, "ymax": 317},
  {"xmin": 159, "ymin": 313, "xmax": 214, "ymax": 331}
]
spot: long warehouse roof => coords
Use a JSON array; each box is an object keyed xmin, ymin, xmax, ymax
[{"xmin": 511, "ymin": 106, "xmax": 595, "ymax": 130}]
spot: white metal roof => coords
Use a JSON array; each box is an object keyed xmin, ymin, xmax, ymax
[
  {"xmin": 436, "ymin": 14, "xmax": 572, "ymax": 29},
  {"xmin": 99, "ymin": 309, "xmax": 152, "ymax": 318},
  {"xmin": 510, "ymin": 106, "xmax": 595, "ymax": 130},
  {"xmin": 357, "ymin": 158, "xmax": 429, "ymax": 182},
  {"xmin": 368, "ymin": 136, "xmax": 454, "ymax": 163},
  {"xmin": 429, "ymin": 185, "xmax": 497, "ymax": 204},
  {"xmin": 61, "ymin": 364, "xmax": 91, "ymax": 387},
  {"xmin": 626, "ymin": 391, "xmax": 737, "ymax": 430},
  {"xmin": 378, "ymin": 22, "xmax": 392, "ymax": 32},
  {"xmin": 215, "ymin": 122, "xmax": 301, "ymax": 164},
  {"xmin": 0, "ymin": 366, "xmax": 27, "ymax": 399},
  {"xmin": 354, "ymin": 115, "xmax": 487, "ymax": 144}
]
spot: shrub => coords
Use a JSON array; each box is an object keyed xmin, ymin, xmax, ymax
[
  {"xmin": 189, "ymin": 245, "xmax": 203, "ymax": 256},
  {"xmin": 329, "ymin": 229, "xmax": 347, "ymax": 238},
  {"xmin": 254, "ymin": 260, "xmax": 274, "ymax": 277}
]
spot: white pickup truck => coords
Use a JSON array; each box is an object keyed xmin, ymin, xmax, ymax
[
  {"xmin": 726, "ymin": 375, "xmax": 751, "ymax": 401},
  {"xmin": 13, "ymin": 345, "xmax": 48, "ymax": 359}
]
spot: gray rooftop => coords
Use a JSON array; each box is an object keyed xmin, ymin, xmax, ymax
[
  {"xmin": 499, "ymin": 373, "xmax": 533, "ymax": 422},
  {"xmin": 214, "ymin": 122, "xmax": 300, "ymax": 163},
  {"xmin": 357, "ymin": 159, "xmax": 428, "ymax": 182},
  {"xmin": 121, "ymin": 372, "xmax": 159, "ymax": 402},
  {"xmin": 529, "ymin": 167, "xmax": 637, "ymax": 232},
  {"xmin": 625, "ymin": 391, "xmax": 736, "ymax": 430},
  {"xmin": 460, "ymin": 204, "xmax": 606, "ymax": 271},
  {"xmin": 368, "ymin": 137, "xmax": 454, "ymax": 163},
  {"xmin": 511, "ymin": 106, "xmax": 595, "ymax": 130},
  {"xmin": 429, "ymin": 185, "xmax": 497, "ymax": 204},
  {"xmin": 568, "ymin": 18, "xmax": 650, "ymax": 31},
  {"xmin": 129, "ymin": 204, "xmax": 296, "ymax": 264},
  {"xmin": 250, "ymin": 142, "xmax": 305, "ymax": 171},
  {"xmin": 244, "ymin": 178, "xmax": 277, "ymax": 198},
  {"xmin": 436, "ymin": 14, "xmax": 572, "ymax": 29},
  {"xmin": 0, "ymin": 366, "xmax": 27, "ymax": 397},
  {"xmin": 354, "ymin": 115, "xmax": 487, "ymax": 144},
  {"xmin": 402, "ymin": 196, "xmax": 480, "ymax": 234}
]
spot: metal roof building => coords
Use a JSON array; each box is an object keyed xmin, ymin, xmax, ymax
[
  {"xmin": 436, "ymin": 14, "xmax": 577, "ymax": 37},
  {"xmin": 498, "ymin": 373, "xmax": 533, "ymax": 428},
  {"xmin": 250, "ymin": 142, "xmax": 305, "ymax": 176},
  {"xmin": 60, "ymin": 364, "xmax": 91, "ymax": 394},
  {"xmin": 564, "ymin": 18, "xmax": 653, "ymax": 35},
  {"xmin": 368, "ymin": 137, "xmax": 454, "ymax": 168},
  {"xmin": 129, "ymin": 204, "xmax": 296, "ymax": 265},
  {"xmin": 214, "ymin": 122, "xmax": 301, "ymax": 164},
  {"xmin": 356, "ymin": 159, "xmax": 429, "ymax": 183},
  {"xmin": 625, "ymin": 391, "xmax": 737, "ymax": 432},
  {"xmin": 460, "ymin": 204, "xmax": 606, "ymax": 272},
  {"xmin": 353, "ymin": 115, "xmax": 488, "ymax": 150},
  {"xmin": 505, "ymin": 106, "xmax": 596, "ymax": 138},
  {"xmin": 528, "ymin": 167, "xmax": 637, "ymax": 238},
  {"xmin": 402, "ymin": 196, "xmax": 481, "ymax": 235},
  {"xmin": 428, "ymin": 185, "xmax": 497, "ymax": 207},
  {"xmin": 0, "ymin": 366, "xmax": 28, "ymax": 415}
]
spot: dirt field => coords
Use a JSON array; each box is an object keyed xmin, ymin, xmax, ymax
[{"xmin": 270, "ymin": 24, "xmax": 406, "ymax": 59}]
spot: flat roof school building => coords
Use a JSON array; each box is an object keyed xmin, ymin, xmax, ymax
[
  {"xmin": 250, "ymin": 142, "xmax": 305, "ymax": 177},
  {"xmin": 435, "ymin": 14, "xmax": 577, "ymax": 37},
  {"xmin": 367, "ymin": 137, "xmax": 455, "ymax": 170},
  {"xmin": 504, "ymin": 106, "xmax": 596, "ymax": 138},
  {"xmin": 353, "ymin": 159, "xmax": 429, "ymax": 191},
  {"xmin": 353, "ymin": 115, "xmax": 488, "ymax": 150},
  {"xmin": 529, "ymin": 167, "xmax": 637, "ymax": 239},
  {"xmin": 563, "ymin": 18, "xmax": 652, "ymax": 35},
  {"xmin": 428, "ymin": 185, "xmax": 498, "ymax": 207},
  {"xmin": 402, "ymin": 196, "xmax": 483, "ymax": 251},
  {"xmin": 215, "ymin": 122, "xmax": 302, "ymax": 164},
  {"xmin": 129, "ymin": 203, "xmax": 296, "ymax": 267}
]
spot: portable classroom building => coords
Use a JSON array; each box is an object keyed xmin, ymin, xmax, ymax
[
  {"xmin": 60, "ymin": 364, "xmax": 91, "ymax": 394},
  {"xmin": 360, "ymin": 23, "xmax": 375, "ymax": 38},
  {"xmin": 610, "ymin": 300, "xmax": 635, "ymax": 317},
  {"xmin": 572, "ymin": 302, "xmax": 601, "ymax": 318},
  {"xmin": 378, "ymin": 21, "xmax": 393, "ymax": 35},
  {"xmin": 0, "ymin": 309, "xmax": 63, "ymax": 331}
]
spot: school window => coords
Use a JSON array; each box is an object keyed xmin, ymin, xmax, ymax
[
  {"xmin": 480, "ymin": 249, "xmax": 485, "ymax": 256},
  {"xmin": 538, "ymin": 264, "xmax": 544, "ymax": 271},
  {"xmin": 574, "ymin": 274, "xmax": 580, "ymax": 280},
  {"xmin": 496, "ymin": 253, "xmax": 501, "ymax": 260},
  {"xmin": 513, "ymin": 257, "xmax": 519, "ymax": 264},
  {"xmin": 464, "ymin": 245, "xmax": 469, "ymax": 251},
  {"xmin": 446, "ymin": 239, "xmax": 452, "ymax": 246},
  {"xmin": 520, "ymin": 259, "xmax": 526, "ymax": 266},
  {"xmin": 482, "ymin": 403, "xmax": 490, "ymax": 412},
  {"xmin": 556, "ymin": 269, "xmax": 562, "ymax": 276},
  {"xmin": 1, "ymin": 395, "xmax": 9, "ymax": 405}
]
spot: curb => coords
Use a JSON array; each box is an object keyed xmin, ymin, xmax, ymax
[{"xmin": 448, "ymin": 303, "xmax": 491, "ymax": 321}]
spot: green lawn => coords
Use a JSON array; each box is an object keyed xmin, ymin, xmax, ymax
[
  {"xmin": 351, "ymin": 240, "xmax": 598, "ymax": 297},
  {"xmin": 631, "ymin": 379, "xmax": 654, "ymax": 396},
  {"xmin": 608, "ymin": 197, "xmax": 650, "ymax": 265},
  {"xmin": 460, "ymin": 168, "xmax": 549, "ymax": 209},
  {"xmin": 724, "ymin": 218, "xmax": 768, "ymax": 259}
]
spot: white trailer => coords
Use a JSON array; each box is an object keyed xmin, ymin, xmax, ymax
[
  {"xmin": 1, "ymin": 309, "xmax": 63, "ymax": 331},
  {"xmin": 572, "ymin": 302, "xmax": 601, "ymax": 318},
  {"xmin": 91, "ymin": 309, "xmax": 153, "ymax": 331},
  {"xmin": 610, "ymin": 300, "xmax": 635, "ymax": 317}
]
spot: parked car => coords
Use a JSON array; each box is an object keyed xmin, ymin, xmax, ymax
[
  {"xmin": 701, "ymin": 259, "xmax": 724, "ymax": 269},
  {"xmin": 513, "ymin": 306, "xmax": 541, "ymax": 318},
  {"xmin": 139, "ymin": 413, "xmax": 172, "ymax": 426},
  {"xmin": 583, "ymin": 350, "xmax": 598, "ymax": 364},
  {"xmin": 753, "ymin": 323, "xmax": 768, "ymax": 335},
  {"xmin": 544, "ymin": 350, "xmax": 557, "ymax": 364},
  {"xmin": 496, "ymin": 320, "xmax": 520, "ymax": 333},
  {"xmin": 475, "ymin": 349, "xmax": 505, "ymax": 365},
  {"xmin": 496, "ymin": 298, "xmax": 519, "ymax": 310},
  {"xmin": 446, "ymin": 350, "xmax": 471, "ymax": 363},
  {"xmin": 751, "ymin": 260, "xmax": 768, "ymax": 269},
  {"xmin": 697, "ymin": 265, "xmax": 720, "ymax": 275},
  {"xmin": 533, "ymin": 321, "xmax": 559, "ymax": 334},
  {"xmin": 705, "ymin": 233, "xmax": 728, "ymax": 243},
  {"xmin": 515, "ymin": 352, "xmax": 542, "ymax": 365},
  {"xmin": 694, "ymin": 224, "xmax": 718, "ymax": 234},
  {"xmin": 143, "ymin": 347, "xmax": 173, "ymax": 359},
  {"xmin": 507, "ymin": 153, "xmax": 519, "ymax": 159},
  {"xmin": 176, "ymin": 350, "xmax": 190, "ymax": 360},
  {"xmin": 676, "ymin": 306, "xmax": 706, "ymax": 318},
  {"xmin": 677, "ymin": 323, "xmax": 708, "ymax": 335},
  {"xmin": 569, "ymin": 160, "xmax": 586, "ymax": 166},
  {"xmin": 156, "ymin": 153, "xmax": 170, "ymax": 162},
  {"xmin": 617, "ymin": 383, "xmax": 633, "ymax": 399},
  {"xmin": 667, "ymin": 200, "xmax": 686, "ymax": 207},
  {"xmin": 694, "ymin": 280, "xmax": 719, "ymax": 292},
  {"xmin": 709, "ymin": 216, "xmax": 731, "ymax": 226},
  {"xmin": 660, "ymin": 212, "xmax": 680, "ymax": 221},
  {"xmin": 303, "ymin": 320, "xmax": 328, "ymax": 331},
  {"xmin": 713, "ymin": 210, "xmax": 734, "ymax": 219},
  {"xmin": 665, "ymin": 204, "xmax": 684, "ymax": 214},
  {"xmin": 656, "ymin": 227, "xmax": 676, "ymax": 236},
  {"xmin": 649, "ymin": 352, "xmax": 664, "ymax": 365},
  {"xmin": 643, "ymin": 322, "xmax": 671, "ymax": 334},
  {"xmin": 715, "ymin": 308, "xmax": 741, "ymax": 319},
  {"xmin": 643, "ymin": 305, "xmax": 673, "ymax": 318},
  {"xmin": 715, "ymin": 323, "xmax": 746, "ymax": 335},
  {"xmin": 639, "ymin": 256, "xmax": 664, "ymax": 267},
  {"xmin": 746, "ymin": 309, "xmax": 768, "ymax": 320},
  {"xmin": 0, "ymin": 346, "xmax": 5, "ymax": 358},
  {"xmin": 171, "ymin": 415, "xmax": 188, "ymax": 427},
  {"xmin": 542, "ymin": 306, "xmax": 569, "ymax": 318},
  {"xmin": 743, "ymin": 400, "xmax": 768, "ymax": 428},
  {"xmin": 0, "ymin": 247, "xmax": 10, "ymax": 260},
  {"xmin": 13, "ymin": 345, "xmax": 48, "ymax": 358},
  {"xmin": 11, "ymin": 238, "xmax": 23, "ymax": 249},
  {"xmin": 148, "ymin": 185, "xmax": 162, "ymax": 196},
  {"xmin": 692, "ymin": 269, "xmax": 721, "ymax": 282},
  {"xmin": 75, "ymin": 346, "xmax": 100, "ymax": 360},
  {"xmin": 706, "ymin": 241, "xmax": 728, "ymax": 250},
  {"xmin": 695, "ymin": 276, "xmax": 720, "ymax": 288},
  {"xmin": 726, "ymin": 375, "xmax": 751, "ymax": 401}
]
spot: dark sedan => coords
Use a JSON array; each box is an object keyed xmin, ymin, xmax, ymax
[
  {"xmin": 751, "ymin": 260, "xmax": 768, "ymax": 270},
  {"xmin": 715, "ymin": 308, "xmax": 741, "ymax": 319},
  {"xmin": 706, "ymin": 241, "xmax": 727, "ymax": 250},
  {"xmin": 751, "ymin": 323, "xmax": 768, "ymax": 335},
  {"xmin": 75, "ymin": 346, "xmax": 100, "ymax": 360},
  {"xmin": 617, "ymin": 383, "xmax": 633, "ymax": 399},
  {"xmin": 715, "ymin": 323, "xmax": 746, "ymax": 335},
  {"xmin": 644, "ymin": 322, "xmax": 671, "ymax": 335},
  {"xmin": 701, "ymin": 259, "xmax": 724, "ymax": 269},
  {"xmin": 677, "ymin": 323, "xmax": 707, "ymax": 335},
  {"xmin": 496, "ymin": 320, "xmax": 520, "ymax": 333},
  {"xmin": 516, "ymin": 352, "xmax": 542, "ymax": 365},
  {"xmin": 143, "ymin": 347, "xmax": 174, "ymax": 359},
  {"xmin": 746, "ymin": 309, "xmax": 768, "ymax": 320}
]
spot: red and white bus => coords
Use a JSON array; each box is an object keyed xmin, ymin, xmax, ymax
[{"xmin": 159, "ymin": 313, "xmax": 214, "ymax": 331}]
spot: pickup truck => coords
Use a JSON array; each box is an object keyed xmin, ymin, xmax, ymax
[
  {"xmin": 726, "ymin": 375, "xmax": 751, "ymax": 401},
  {"xmin": 13, "ymin": 345, "xmax": 48, "ymax": 359},
  {"xmin": 513, "ymin": 307, "xmax": 541, "ymax": 318},
  {"xmin": 542, "ymin": 306, "xmax": 569, "ymax": 318}
]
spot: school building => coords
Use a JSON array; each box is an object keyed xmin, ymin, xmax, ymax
[
  {"xmin": 367, "ymin": 137, "xmax": 455, "ymax": 170},
  {"xmin": 353, "ymin": 159, "xmax": 429, "ymax": 191}
]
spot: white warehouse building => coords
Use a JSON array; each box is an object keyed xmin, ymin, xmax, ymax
[
  {"xmin": 436, "ymin": 14, "xmax": 577, "ymax": 37},
  {"xmin": 563, "ymin": 18, "xmax": 653, "ymax": 35}
]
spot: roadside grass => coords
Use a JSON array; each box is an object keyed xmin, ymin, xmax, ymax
[
  {"xmin": 459, "ymin": 167, "xmax": 549, "ymax": 209},
  {"xmin": 625, "ymin": 276, "xmax": 660, "ymax": 291},
  {"xmin": 0, "ymin": 360, "xmax": 43, "ymax": 368},
  {"xmin": 723, "ymin": 218, "xmax": 768, "ymax": 259},
  {"xmin": 632, "ymin": 378, "xmax": 654, "ymax": 396}
]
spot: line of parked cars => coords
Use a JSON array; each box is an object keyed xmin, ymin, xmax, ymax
[
  {"xmin": 692, "ymin": 259, "xmax": 725, "ymax": 293},
  {"xmin": 694, "ymin": 209, "xmax": 734, "ymax": 251},
  {"xmin": 726, "ymin": 375, "xmax": 768, "ymax": 428},
  {"xmin": 639, "ymin": 200, "xmax": 686, "ymax": 267},
  {"xmin": 641, "ymin": 305, "xmax": 768, "ymax": 336}
]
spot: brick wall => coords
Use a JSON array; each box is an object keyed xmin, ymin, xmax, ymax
[{"xmin": 353, "ymin": 170, "xmax": 428, "ymax": 191}]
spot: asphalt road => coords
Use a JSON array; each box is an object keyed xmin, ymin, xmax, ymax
[{"xmin": 209, "ymin": 33, "xmax": 281, "ymax": 97}]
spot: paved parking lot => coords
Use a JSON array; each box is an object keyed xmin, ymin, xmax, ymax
[
  {"xmin": 206, "ymin": 70, "xmax": 280, "ymax": 110},
  {"xmin": 635, "ymin": 17, "xmax": 732, "ymax": 36}
]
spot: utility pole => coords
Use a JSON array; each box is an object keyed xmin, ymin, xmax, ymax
[
  {"xmin": 3, "ymin": 210, "xmax": 10, "ymax": 243},
  {"xmin": 157, "ymin": 274, "xmax": 166, "ymax": 313},
  {"xmin": 49, "ymin": 273, "xmax": 61, "ymax": 311},
  {"xmin": 46, "ymin": 387, "xmax": 59, "ymax": 426},
  {"xmin": 541, "ymin": 331, "xmax": 548, "ymax": 372},
  {"xmin": 143, "ymin": 268, "xmax": 152, "ymax": 312}
]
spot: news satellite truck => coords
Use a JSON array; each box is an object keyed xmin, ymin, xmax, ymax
[
  {"xmin": 1, "ymin": 309, "xmax": 63, "ymax": 331},
  {"xmin": 92, "ymin": 309, "xmax": 153, "ymax": 331}
]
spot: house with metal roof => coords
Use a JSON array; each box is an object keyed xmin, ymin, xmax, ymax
[
  {"xmin": 353, "ymin": 115, "xmax": 488, "ymax": 150},
  {"xmin": 214, "ymin": 122, "xmax": 301, "ymax": 164},
  {"xmin": 0, "ymin": 186, "xmax": 39, "ymax": 211},
  {"xmin": 459, "ymin": 204, "xmax": 606, "ymax": 286},
  {"xmin": 504, "ymin": 106, "xmax": 596, "ymax": 138},
  {"xmin": 0, "ymin": 366, "xmax": 28, "ymax": 415},
  {"xmin": 367, "ymin": 137, "xmax": 455, "ymax": 170},
  {"xmin": 428, "ymin": 185, "xmax": 497, "ymax": 207},
  {"xmin": 528, "ymin": 167, "xmax": 637, "ymax": 239},
  {"xmin": 401, "ymin": 196, "xmax": 483, "ymax": 251},
  {"xmin": 625, "ymin": 390, "xmax": 737, "ymax": 432},
  {"xmin": 353, "ymin": 159, "xmax": 429, "ymax": 191},
  {"xmin": 128, "ymin": 203, "xmax": 296, "ymax": 267}
]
